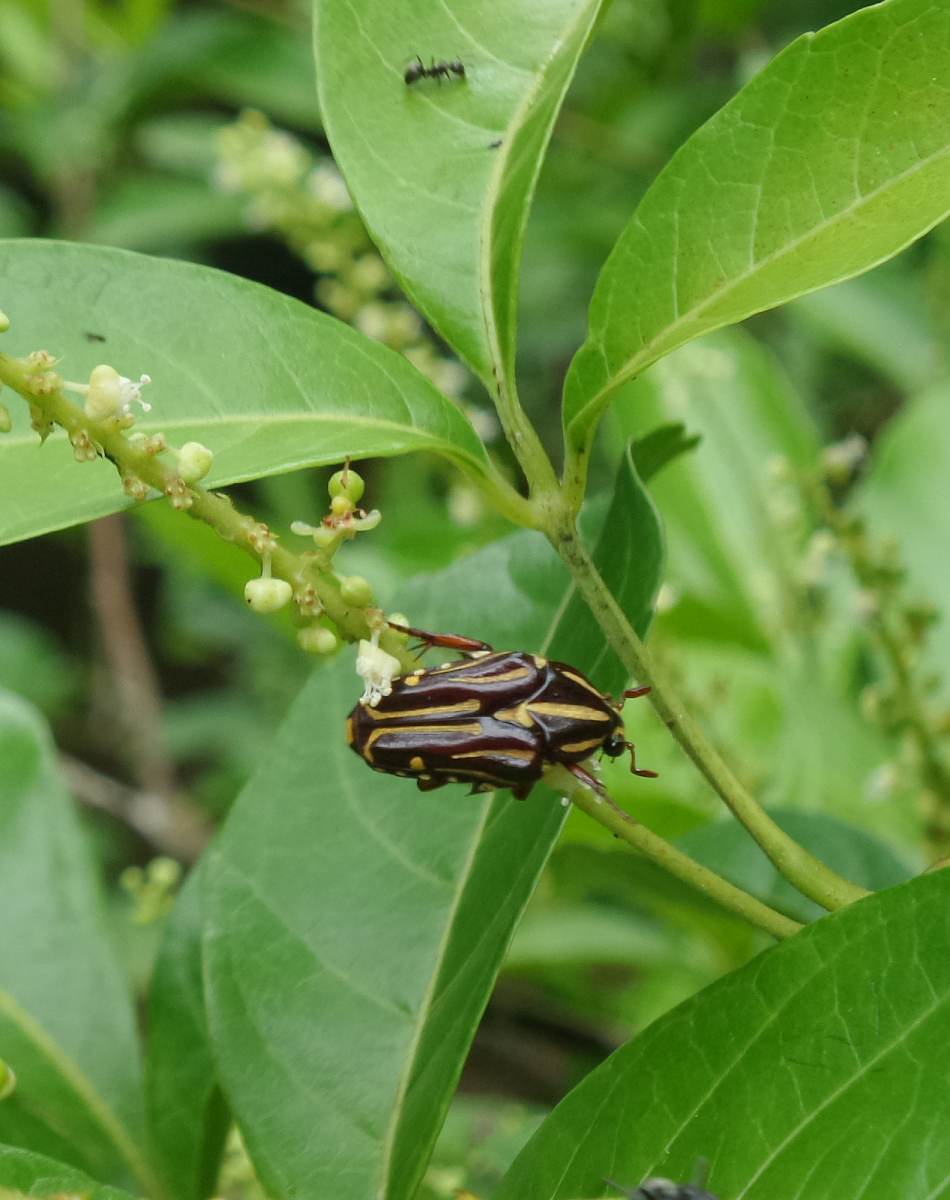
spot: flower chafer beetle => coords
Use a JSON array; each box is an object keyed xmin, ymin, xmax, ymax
[{"xmin": 346, "ymin": 624, "xmax": 657, "ymax": 800}]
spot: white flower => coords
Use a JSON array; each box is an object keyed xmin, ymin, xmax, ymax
[
  {"xmin": 82, "ymin": 364, "xmax": 152, "ymax": 420},
  {"xmin": 356, "ymin": 639, "xmax": 402, "ymax": 707},
  {"xmin": 119, "ymin": 373, "xmax": 152, "ymax": 414}
]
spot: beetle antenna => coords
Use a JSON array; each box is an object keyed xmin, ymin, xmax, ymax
[{"xmin": 622, "ymin": 685, "xmax": 651, "ymax": 703}]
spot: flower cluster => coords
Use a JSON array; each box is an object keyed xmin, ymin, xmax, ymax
[{"xmin": 215, "ymin": 110, "xmax": 471, "ymax": 403}]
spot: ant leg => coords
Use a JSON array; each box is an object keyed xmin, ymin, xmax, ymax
[
  {"xmin": 622, "ymin": 685, "xmax": 651, "ymax": 702},
  {"xmin": 627, "ymin": 742, "xmax": 658, "ymax": 779}
]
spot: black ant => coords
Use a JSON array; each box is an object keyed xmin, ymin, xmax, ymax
[{"xmin": 404, "ymin": 57, "xmax": 466, "ymax": 86}]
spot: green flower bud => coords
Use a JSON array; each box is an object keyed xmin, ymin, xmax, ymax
[
  {"xmin": 0, "ymin": 402, "xmax": 10, "ymax": 434},
  {"xmin": 387, "ymin": 614, "xmax": 411, "ymax": 642},
  {"xmin": 177, "ymin": 441, "xmax": 214, "ymax": 483},
  {"xmin": 0, "ymin": 1059, "xmax": 16, "ymax": 1102},
  {"xmin": 298, "ymin": 626, "xmax": 338, "ymax": 655},
  {"xmin": 85, "ymin": 364, "xmax": 123, "ymax": 419},
  {"xmin": 328, "ymin": 467, "xmax": 365, "ymax": 504},
  {"xmin": 148, "ymin": 857, "xmax": 182, "ymax": 888},
  {"xmin": 244, "ymin": 576, "xmax": 293, "ymax": 613},
  {"xmin": 0, "ymin": 310, "xmax": 9, "ymax": 333},
  {"xmin": 340, "ymin": 575, "xmax": 373, "ymax": 606},
  {"xmin": 312, "ymin": 526, "xmax": 339, "ymax": 549}
]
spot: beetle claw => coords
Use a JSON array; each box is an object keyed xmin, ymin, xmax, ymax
[{"xmin": 416, "ymin": 776, "xmax": 449, "ymax": 792}]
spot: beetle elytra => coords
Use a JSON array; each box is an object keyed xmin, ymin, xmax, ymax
[{"xmin": 346, "ymin": 624, "xmax": 656, "ymax": 800}]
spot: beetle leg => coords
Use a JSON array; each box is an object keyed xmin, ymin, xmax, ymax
[
  {"xmin": 622, "ymin": 685, "xmax": 651, "ymax": 702},
  {"xmin": 625, "ymin": 742, "xmax": 659, "ymax": 778},
  {"xmin": 566, "ymin": 762, "xmax": 609, "ymax": 797},
  {"xmin": 387, "ymin": 622, "xmax": 494, "ymax": 657},
  {"xmin": 416, "ymin": 776, "xmax": 449, "ymax": 792},
  {"xmin": 511, "ymin": 782, "xmax": 534, "ymax": 801}
]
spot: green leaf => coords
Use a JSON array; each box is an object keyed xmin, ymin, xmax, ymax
[
  {"xmin": 495, "ymin": 869, "xmax": 950, "ymax": 1200},
  {"xmin": 313, "ymin": 0, "xmax": 605, "ymax": 388},
  {"xmin": 203, "ymin": 654, "xmax": 568, "ymax": 1200},
  {"xmin": 0, "ymin": 239, "xmax": 493, "ymax": 547},
  {"xmin": 629, "ymin": 423, "xmax": 701, "ymax": 485},
  {"xmin": 146, "ymin": 862, "xmax": 229, "ymax": 1200},
  {"xmin": 0, "ymin": 1144, "xmax": 138, "ymax": 1200},
  {"xmin": 545, "ymin": 442, "xmax": 663, "ymax": 697},
  {"xmin": 203, "ymin": 498, "xmax": 664, "ymax": 1200},
  {"xmin": 606, "ymin": 327, "xmax": 819, "ymax": 651},
  {"xmin": 789, "ymin": 269, "xmax": 939, "ymax": 395},
  {"xmin": 0, "ymin": 690, "xmax": 159, "ymax": 1196},
  {"xmin": 677, "ymin": 809, "xmax": 913, "ymax": 925},
  {"xmin": 564, "ymin": 0, "xmax": 950, "ymax": 463}
]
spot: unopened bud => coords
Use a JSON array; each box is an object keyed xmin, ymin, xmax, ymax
[
  {"xmin": 313, "ymin": 526, "xmax": 339, "ymax": 549},
  {"xmin": 85, "ymin": 364, "xmax": 123, "ymax": 420},
  {"xmin": 328, "ymin": 467, "xmax": 365, "ymax": 504},
  {"xmin": 340, "ymin": 575, "xmax": 373, "ymax": 606},
  {"xmin": 0, "ymin": 1059, "xmax": 15, "ymax": 1101},
  {"xmin": 298, "ymin": 627, "xmax": 338, "ymax": 655},
  {"xmin": 177, "ymin": 442, "xmax": 214, "ymax": 483},
  {"xmin": 0, "ymin": 402, "xmax": 10, "ymax": 433},
  {"xmin": 0, "ymin": 310, "xmax": 9, "ymax": 333},
  {"xmin": 388, "ymin": 614, "xmax": 411, "ymax": 641},
  {"xmin": 244, "ymin": 576, "xmax": 292, "ymax": 613}
]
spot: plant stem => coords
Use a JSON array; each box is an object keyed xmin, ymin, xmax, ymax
[
  {"xmin": 546, "ymin": 765, "xmax": 802, "ymax": 940},
  {"xmin": 0, "ymin": 351, "xmax": 416, "ymax": 669},
  {"xmin": 812, "ymin": 484, "xmax": 950, "ymax": 857},
  {"xmin": 546, "ymin": 509, "xmax": 870, "ymax": 911}
]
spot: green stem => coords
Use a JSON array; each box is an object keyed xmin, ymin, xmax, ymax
[
  {"xmin": 0, "ymin": 351, "xmax": 415, "ymax": 669},
  {"xmin": 455, "ymin": 455, "xmax": 540, "ymax": 530},
  {"xmin": 547, "ymin": 509, "xmax": 870, "ymax": 912},
  {"xmin": 484, "ymin": 349, "xmax": 561, "ymax": 504},
  {"xmin": 811, "ymin": 484, "xmax": 950, "ymax": 855},
  {"xmin": 547, "ymin": 766, "xmax": 802, "ymax": 940}
]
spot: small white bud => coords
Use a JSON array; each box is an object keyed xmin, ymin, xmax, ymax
[
  {"xmin": 356, "ymin": 639, "xmax": 402, "ymax": 706},
  {"xmin": 298, "ymin": 627, "xmax": 338, "ymax": 655},
  {"xmin": 85, "ymin": 364, "xmax": 123, "ymax": 419},
  {"xmin": 177, "ymin": 442, "xmax": 214, "ymax": 483},
  {"xmin": 244, "ymin": 576, "xmax": 292, "ymax": 613},
  {"xmin": 340, "ymin": 575, "xmax": 374, "ymax": 606}
]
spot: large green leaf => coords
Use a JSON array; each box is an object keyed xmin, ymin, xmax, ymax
[
  {"xmin": 0, "ymin": 240, "xmax": 493, "ymax": 547},
  {"xmin": 495, "ymin": 868, "xmax": 950, "ymax": 1200},
  {"xmin": 564, "ymin": 0, "xmax": 950, "ymax": 464},
  {"xmin": 0, "ymin": 1144, "xmax": 138, "ymax": 1200},
  {"xmin": 203, "ymin": 462, "xmax": 664, "ymax": 1200},
  {"xmin": 0, "ymin": 690, "xmax": 159, "ymax": 1196},
  {"xmin": 146, "ymin": 862, "xmax": 228, "ymax": 1200},
  {"xmin": 313, "ymin": 0, "xmax": 605, "ymax": 389}
]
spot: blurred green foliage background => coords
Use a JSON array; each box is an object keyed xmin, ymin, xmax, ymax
[{"xmin": 2, "ymin": 0, "xmax": 949, "ymax": 1193}]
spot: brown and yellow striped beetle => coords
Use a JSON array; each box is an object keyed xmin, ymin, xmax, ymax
[{"xmin": 346, "ymin": 624, "xmax": 657, "ymax": 800}]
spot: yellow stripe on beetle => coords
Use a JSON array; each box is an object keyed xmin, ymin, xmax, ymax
[{"xmin": 526, "ymin": 703, "xmax": 612, "ymax": 722}]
